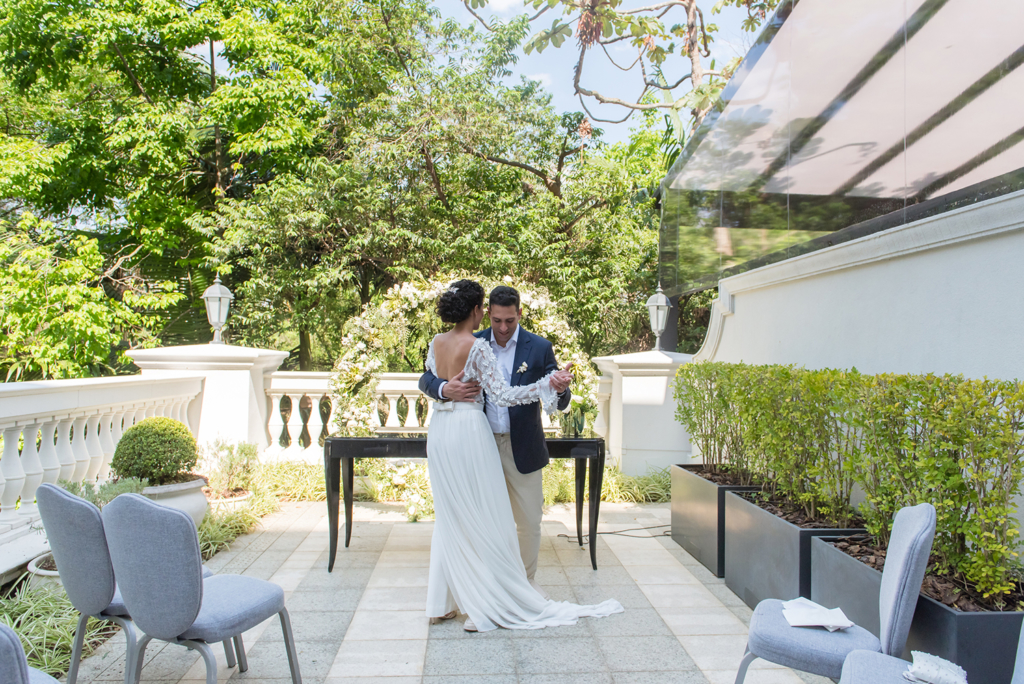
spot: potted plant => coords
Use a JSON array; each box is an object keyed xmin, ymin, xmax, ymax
[
  {"xmin": 809, "ymin": 373, "xmax": 1024, "ymax": 684},
  {"xmin": 672, "ymin": 362, "xmax": 758, "ymax": 577},
  {"xmin": 27, "ymin": 478, "xmax": 148, "ymax": 589},
  {"xmin": 111, "ymin": 417, "xmax": 207, "ymax": 525},
  {"xmin": 674, "ymin": 364, "xmax": 866, "ymax": 604},
  {"xmin": 202, "ymin": 440, "xmax": 258, "ymax": 513}
]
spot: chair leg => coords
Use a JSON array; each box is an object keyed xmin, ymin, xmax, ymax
[
  {"xmin": 66, "ymin": 614, "xmax": 89, "ymax": 684},
  {"xmin": 279, "ymin": 609, "xmax": 302, "ymax": 684},
  {"xmin": 104, "ymin": 617, "xmax": 137, "ymax": 684},
  {"xmin": 734, "ymin": 648, "xmax": 758, "ymax": 684},
  {"xmin": 184, "ymin": 641, "xmax": 219, "ymax": 684},
  {"xmin": 222, "ymin": 640, "xmax": 236, "ymax": 669},
  {"xmin": 233, "ymin": 634, "xmax": 248, "ymax": 672},
  {"xmin": 131, "ymin": 634, "xmax": 153, "ymax": 684}
]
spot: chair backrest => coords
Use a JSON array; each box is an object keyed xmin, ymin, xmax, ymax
[
  {"xmin": 0, "ymin": 623, "xmax": 31, "ymax": 684},
  {"xmin": 102, "ymin": 493, "xmax": 204, "ymax": 641},
  {"xmin": 878, "ymin": 502, "xmax": 936, "ymax": 656},
  {"xmin": 1011, "ymin": 615, "xmax": 1024, "ymax": 684},
  {"xmin": 36, "ymin": 483, "xmax": 117, "ymax": 617}
]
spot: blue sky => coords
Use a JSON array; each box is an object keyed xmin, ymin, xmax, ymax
[{"xmin": 433, "ymin": 0, "xmax": 757, "ymax": 145}]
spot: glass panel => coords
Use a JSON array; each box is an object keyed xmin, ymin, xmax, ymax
[{"xmin": 659, "ymin": 0, "xmax": 1024, "ymax": 295}]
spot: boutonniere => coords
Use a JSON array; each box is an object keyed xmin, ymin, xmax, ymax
[{"xmin": 517, "ymin": 362, "xmax": 529, "ymax": 375}]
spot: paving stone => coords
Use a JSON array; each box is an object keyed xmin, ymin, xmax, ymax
[
  {"xmin": 587, "ymin": 608, "xmax": 674, "ymax": 638},
  {"xmin": 259, "ymin": 610, "xmax": 353, "ymax": 643},
  {"xmin": 234, "ymin": 641, "xmax": 339, "ymax": 680},
  {"xmin": 519, "ymin": 675, "xmax": 613, "ymax": 684},
  {"xmin": 427, "ymin": 616, "xmax": 511, "ymax": 640},
  {"xmin": 574, "ymin": 583, "xmax": 653, "ymax": 609},
  {"xmin": 423, "ymin": 677, "xmax": 515, "ymax": 684},
  {"xmin": 613, "ymin": 672, "xmax": 710, "ymax": 684},
  {"xmin": 564, "ymin": 565, "xmax": 637, "ymax": 586},
  {"xmin": 513, "ymin": 636, "xmax": 609, "ymax": 674},
  {"xmin": 327, "ymin": 639, "xmax": 426, "ymax": 678},
  {"xmin": 598, "ymin": 636, "xmax": 697, "ymax": 672},
  {"xmin": 287, "ymin": 588, "xmax": 363, "ymax": 612},
  {"xmin": 423, "ymin": 638, "xmax": 516, "ymax": 676}
]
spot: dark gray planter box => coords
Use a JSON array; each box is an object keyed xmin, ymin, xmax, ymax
[
  {"xmin": 670, "ymin": 464, "xmax": 758, "ymax": 577},
  {"xmin": 724, "ymin": 491, "xmax": 864, "ymax": 608},
  {"xmin": 811, "ymin": 537, "xmax": 1024, "ymax": 684}
]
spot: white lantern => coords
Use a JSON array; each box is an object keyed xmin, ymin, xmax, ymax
[
  {"xmin": 201, "ymin": 275, "xmax": 234, "ymax": 344},
  {"xmin": 646, "ymin": 284, "xmax": 671, "ymax": 351}
]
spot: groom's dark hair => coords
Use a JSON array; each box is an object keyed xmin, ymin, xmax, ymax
[{"xmin": 488, "ymin": 286, "xmax": 520, "ymax": 309}]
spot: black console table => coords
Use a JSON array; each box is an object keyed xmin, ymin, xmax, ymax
[{"xmin": 323, "ymin": 433, "xmax": 606, "ymax": 572}]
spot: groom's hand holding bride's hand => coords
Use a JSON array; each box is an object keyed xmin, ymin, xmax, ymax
[
  {"xmin": 550, "ymin": 365, "xmax": 573, "ymax": 394},
  {"xmin": 442, "ymin": 370, "xmax": 482, "ymax": 402}
]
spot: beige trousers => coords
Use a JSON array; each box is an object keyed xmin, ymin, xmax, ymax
[{"xmin": 493, "ymin": 433, "xmax": 544, "ymax": 580}]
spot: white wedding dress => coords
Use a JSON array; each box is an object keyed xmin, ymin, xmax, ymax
[{"xmin": 424, "ymin": 336, "xmax": 623, "ymax": 631}]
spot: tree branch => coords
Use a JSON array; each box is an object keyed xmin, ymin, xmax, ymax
[
  {"xmin": 110, "ymin": 42, "xmax": 153, "ymax": 104},
  {"xmin": 421, "ymin": 142, "xmax": 457, "ymax": 226},
  {"xmin": 623, "ymin": 1, "xmax": 687, "ymax": 15},
  {"xmin": 574, "ymin": 45, "xmax": 673, "ymax": 113},
  {"xmin": 601, "ymin": 43, "xmax": 641, "ymax": 71},
  {"xmin": 463, "ymin": 1, "xmax": 495, "ymax": 30}
]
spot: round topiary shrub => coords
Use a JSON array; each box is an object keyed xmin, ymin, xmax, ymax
[{"xmin": 111, "ymin": 417, "xmax": 198, "ymax": 486}]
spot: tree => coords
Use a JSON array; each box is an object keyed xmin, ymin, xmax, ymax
[
  {"xmin": 0, "ymin": 214, "xmax": 180, "ymax": 380},
  {"xmin": 465, "ymin": 0, "xmax": 779, "ymax": 145}
]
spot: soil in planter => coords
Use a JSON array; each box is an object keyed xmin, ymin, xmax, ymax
[
  {"xmin": 830, "ymin": 534, "xmax": 1024, "ymax": 613},
  {"xmin": 202, "ymin": 486, "xmax": 249, "ymax": 500},
  {"xmin": 38, "ymin": 555, "xmax": 58, "ymax": 572},
  {"xmin": 690, "ymin": 467, "xmax": 759, "ymax": 488},
  {"xmin": 738, "ymin": 491, "xmax": 866, "ymax": 530}
]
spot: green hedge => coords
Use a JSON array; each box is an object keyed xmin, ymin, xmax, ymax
[
  {"xmin": 674, "ymin": 362, "xmax": 1024, "ymax": 603},
  {"xmin": 111, "ymin": 417, "xmax": 197, "ymax": 486}
]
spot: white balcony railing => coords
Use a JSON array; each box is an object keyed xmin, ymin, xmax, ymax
[
  {"xmin": 264, "ymin": 371, "xmax": 557, "ymax": 463},
  {"xmin": 0, "ymin": 375, "xmax": 203, "ymax": 542}
]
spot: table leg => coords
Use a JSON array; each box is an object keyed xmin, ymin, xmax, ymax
[
  {"xmin": 574, "ymin": 458, "xmax": 586, "ymax": 546},
  {"xmin": 588, "ymin": 451, "xmax": 605, "ymax": 571},
  {"xmin": 325, "ymin": 446, "xmax": 340, "ymax": 572},
  {"xmin": 343, "ymin": 456, "xmax": 354, "ymax": 549}
]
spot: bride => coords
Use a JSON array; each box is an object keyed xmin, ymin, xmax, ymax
[{"xmin": 425, "ymin": 279, "xmax": 623, "ymax": 632}]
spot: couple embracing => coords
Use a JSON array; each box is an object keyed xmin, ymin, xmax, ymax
[{"xmin": 418, "ymin": 280, "xmax": 622, "ymax": 632}]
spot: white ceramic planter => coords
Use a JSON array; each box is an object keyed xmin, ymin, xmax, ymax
[
  {"xmin": 143, "ymin": 478, "xmax": 209, "ymax": 526},
  {"xmin": 27, "ymin": 552, "xmax": 61, "ymax": 591}
]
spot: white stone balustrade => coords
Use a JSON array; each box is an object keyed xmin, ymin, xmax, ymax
[{"xmin": 0, "ymin": 375, "xmax": 203, "ymax": 544}]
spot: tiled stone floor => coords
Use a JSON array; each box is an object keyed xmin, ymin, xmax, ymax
[{"xmin": 72, "ymin": 501, "xmax": 831, "ymax": 684}]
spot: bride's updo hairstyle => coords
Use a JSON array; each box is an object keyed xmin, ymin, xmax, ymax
[{"xmin": 437, "ymin": 279, "xmax": 485, "ymax": 324}]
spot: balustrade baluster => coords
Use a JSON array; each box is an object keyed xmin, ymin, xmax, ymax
[
  {"xmin": 303, "ymin": 395, "xmax": 325, "ymax": 461},
  {"xmin": 424, "ymin": 397, "xmax": 435, "ymax": 427},
  {"xmin": 98, "ymin": 412, "xmax": 116, "ymax": 482},
  {"xmin": 384, "ymin": 393, "xmax": 402, "ymax": 428},
  {"xmin": 84, "ymin": 414, "xmax": 104, "ymax": 482},
  {"xmin": 38, "ymin": 420, "xmax": 60, "ymax": 486},
  {"xmin": 111, "ymin": 409, "xmax": 126, "ymax": 450},
  {"xmin": 71, "ymin": 416, "xmax": 90, "ymax": 482},
  {"xmin": 284, "ymin": 394, "xmax": 306, "ymax": 456},
  {"xmin": 266, "ymin": 394, "xmax": 285, "ymax": 456},
  {"xmin": 177, "ymin": 397, "xmax": 193, "ymax": 432},
  {"xmin": 131, "ymin": 405, "xmax": 147, "ymax": 427},
  {"xmin": 326, "ymin": 397, "xmax": 338, "ymax": 437},
  {"xmin": 403, "ymin": 394, "xmax": 421, "ymax": 428},
  {"xmin": 56, "ymin": 418, "xmax": 76, "ymax": 480},
  {"xmin": 0, "ymin": 427, "xmax": 26, "ymax": 524},
  {"xmin": 169, "ymin": 398, "xmax": 183, "ymax": 424},
  {"xmin": 18, "ymin": 424, "xmax": 43, "ymax": 516},
  {"xmin": 144, "ymin": 404, "xmax": 157, "ymax": 419}
]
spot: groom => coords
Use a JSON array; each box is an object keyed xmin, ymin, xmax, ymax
[{"xmin": 419, "ymin": 285, "xmax": 572, "ymax": 596}]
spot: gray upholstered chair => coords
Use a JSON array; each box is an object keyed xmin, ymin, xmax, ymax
[
  {"xmin": 841, "ymin": 608, "xmax": 1024, "ymax": 684},
  {"xmin": 35, "ymin": 484, "xmax": 235, "ymax": 684},
  {"xmin": 102, "ymin": 493, "xmax": 301, "ymax": 684},
  {"xmin": 734, "ymin": 502, "xmax": 936, "ymax": 684},
  {"xmin": 0, "ymin": 622, "xmax": 59, "ymax": 684}
]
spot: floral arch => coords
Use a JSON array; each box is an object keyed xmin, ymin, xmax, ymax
[{"xmin": 330, "ymin": 274, "xmax": 598, "ymax": 435}]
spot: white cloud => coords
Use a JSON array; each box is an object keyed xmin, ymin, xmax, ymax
[{"xmin": 525, "ymin": 73, "xmax": 553, "ymax": 87}]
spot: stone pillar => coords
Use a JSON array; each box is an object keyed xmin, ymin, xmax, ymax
[
  {"xmin": 591, "ymin": 350, "xmax": 695, "ymax": 476},
  {"xmin": 127, "ymin": 345, "xmax": 288, "ymax": 452}
]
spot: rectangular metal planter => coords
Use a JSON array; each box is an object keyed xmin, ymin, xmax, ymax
[
  {"xmin": 670, "ymin": 464, "xmax": 758, "ymax": 577},
  {"xmin": 811, "ymin": 537, "xmax": 1024, "ymax": 684},
  {"xmin": 724, "ymin": 491, "xmax": 864, "ymax": 608}
]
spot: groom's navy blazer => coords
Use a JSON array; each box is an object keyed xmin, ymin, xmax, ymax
[{"xmin": 419, "ymin": 327, "xmax": 571, "ymax": 474}]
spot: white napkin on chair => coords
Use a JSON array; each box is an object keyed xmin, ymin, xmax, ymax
[
  {"xmin": 781, "ymin": 597, "xmax": 854, "ymax": 632},
  {"xmin": 903, "ymin": 651, "xmax": 968, "ymax": 684}
]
